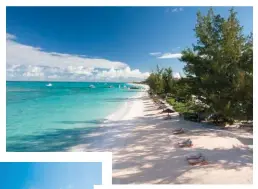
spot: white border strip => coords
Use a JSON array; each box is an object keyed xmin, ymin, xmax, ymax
[
  {"xmin": 3, "ymin": 0, "xmax": 256, "ymax": 6},
  {"xmin": 94, "ymin": 185, "xmax": 254, "ymax": 189},
  {"xmin": 1, "ymin": 1, "xmax": 256, "ymax": 188},
  {"xmin": 0, "ymin": 1, "xmax": 6, "ymax": 153},
  {"xmin": 1, "ymin": 152, "xmax": 112, "ymax": 185}
]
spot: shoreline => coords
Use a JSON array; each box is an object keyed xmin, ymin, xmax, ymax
[
  {"xmin": 6, "ymin": 82, "xmax": 147, "ymax": 152},
  {"xmin": 68, "ymin": 88, "xmax": 252, "ymax": 184},
  {"xmin": 68, "ymin": 88, "xmax": 148, "ymax": 152},
  {"xmin": 104, "ymin": 90, "xmax": 145, "ymax": 122},
  {"xmin": 103, "ymin": 83, "xmax": 149, "ymax": 123}
]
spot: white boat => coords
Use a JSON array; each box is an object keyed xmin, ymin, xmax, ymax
[
  {"xmin": 46, "ymin": 83, "xmax": 52, "ymax": 87},
  {"xmin": 89, "ymin": 84, "xmax": 95, "ymax": 88}
]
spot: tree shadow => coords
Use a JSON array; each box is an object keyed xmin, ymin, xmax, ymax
[
  {"xmin": 6, "ymin": 97, "xmax": 253, "ymax": 184},
  {"xmin": 111, "ymin": 115, "xmax": 253, "ymax": 184}
]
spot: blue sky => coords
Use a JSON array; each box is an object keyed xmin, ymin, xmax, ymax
[
  {"xmin": 0, "ymin": 162, "xmax": 102, "ymax": 189},
  {"xmin": 6, "ymin": 7, "xmax": 253, "ymax": 81}
]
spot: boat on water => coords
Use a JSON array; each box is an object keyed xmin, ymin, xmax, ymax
[
  {"xmin": 89, "ymin": 84, "xmax": 95, "ymax": 88},
  {"xmin": 108, "ymin": 85, "xmax": 114, "ymax": 88},
  {"xmin": 46, "ymin": 83, "xmax": 52, "ymax": 87}
]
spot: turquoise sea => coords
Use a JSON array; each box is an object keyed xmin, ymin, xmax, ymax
[{"xmin": 6, "ymin": 81, "xmax": 139, "ymax": 151}]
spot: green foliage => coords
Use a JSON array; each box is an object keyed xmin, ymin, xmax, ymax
[
  {"xmin": 180, "ymin": 8, "xmax": 253, "ymax": 121},
  {"xmin": 167, "ymin": 98, "xmax": 189, "ymax": 113},
  {"xmin": 145, "ymin": 65, "xmax": 173, "ymax": 94},
  {"xmin": 166, "ymin": 98, "xmax": 190, "ymax": 113},
  {"xmin": 162, "ymin": 67, "xmax": 174, "ymax": 94},
  {"xmin": 145, "ymin": 8, "xmax": 253, "ymax": 124},
  {"xmin": 167, "ymin": 97, "xmax": 207, "ymax": 114}
]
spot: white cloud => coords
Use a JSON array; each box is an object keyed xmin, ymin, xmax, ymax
[
  {"xmin": 95, "ymin": 67, "xmax": 150, "ymax": 81},
  {"xmin": 149, "ymin": 52, "xmax": 161, "ymax": 56},
  {"xmin": 6, "ymin": 33, "xmax": 16, "ymax": 40},
  {"xmin": 166, "ymin": 7, "xmax": 184, "ymax": 13},
  {"xmin": 157, "ymin": 53, "xmax": 182, "ymax": 59},
  {"xmin": 149, "ymin": 47, "xmax": 182, "ymax": 59},
  {"xmin": 173, "ymin": 72, "xmax": 181, "ymax": 79},
  {"xmin": 6, "ymin": 33, "xmax": 149, "ymax": 81},
  {"xmin": 7, "ymin": 36, "xmax": 127, "ymax": 69},
  {"xmin": 171, "ymin": 8, "xmax": 178, "ymax": 12}
]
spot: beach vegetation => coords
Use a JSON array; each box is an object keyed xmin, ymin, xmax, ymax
[{"xmin": 145, "ymin": 8, "xmax": 253, "ymax": 125}]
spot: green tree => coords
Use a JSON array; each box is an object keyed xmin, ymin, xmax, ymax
[
  {"xmin": 145, "ymin": 65, "xmax": 164, "ymax": 94},
  {"xmin": 180, "ymin": 8, "xmax": 253, "ymax": 121},
  {"xmin": 162, "ymin": 67, "xmax": 174, "ymax": 94}
]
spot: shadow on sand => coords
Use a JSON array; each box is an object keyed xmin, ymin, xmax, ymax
[{"xmin": 6, "ymin": 97, "xmax": 253, "ymax": 184}]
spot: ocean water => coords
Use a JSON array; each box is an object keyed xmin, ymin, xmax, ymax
[{"xmin": 6, "ymin": 81, "xmax": 139, "ymax": 151}]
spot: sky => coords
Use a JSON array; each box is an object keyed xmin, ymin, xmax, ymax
[
  {"xmin": 6, "ymin": 7, "xmax": 253, "ymax": 81},
  {"xmin": 0, "ymin": 162, "xmax": 102, "ymax": 189}
]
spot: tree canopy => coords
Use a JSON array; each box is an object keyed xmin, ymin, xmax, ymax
[{"xmin": 145, "ymin": 8, "xmax": 253, "ymax": 122}]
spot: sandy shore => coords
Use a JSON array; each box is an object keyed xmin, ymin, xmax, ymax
[{"xmin": 69, "ymin": 89, "xmax": 253, "ymax": 184}]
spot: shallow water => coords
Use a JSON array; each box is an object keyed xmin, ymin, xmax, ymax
[{"xmin": 6, "ymin": 81, "xmax": 139, "ymax": 151}]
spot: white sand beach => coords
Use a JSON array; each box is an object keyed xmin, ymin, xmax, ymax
[{"xmin": 68, "ymin": 86, "xmax": 253, "ymax": 184}]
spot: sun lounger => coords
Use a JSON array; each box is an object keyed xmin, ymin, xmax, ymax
[
  {"xmin": 178, "ymin": 139, "xmax": 192, "ymax": 147},
  {"xmin": 186, "ymin": 152, "xmax": 202, "ymax": 160},
  {"xmin": 187, "ymin": 156, "xmax": 206, "ymax": 165},
  {"xmin": 185, "ymin": 153, "xmax": 208, "ymax": 165},
  {"xmin": 172, "ymin": 128, "xmax": 184, "ymax": 134}
]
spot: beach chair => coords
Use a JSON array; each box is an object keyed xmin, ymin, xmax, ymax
[
  {"xmin": 178, "ymin": 139, "xmax": 192, "ymax": 147},
  {"xmin": 172, "ymin": 128, "xmax": 185, "ymax": 134},
  {"xmin": 185, "ymin": 153, "xmax": 208, "ymax": 165}
]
